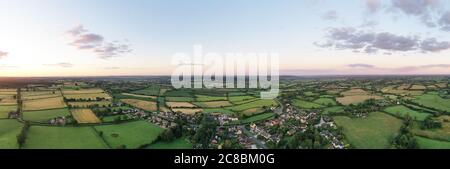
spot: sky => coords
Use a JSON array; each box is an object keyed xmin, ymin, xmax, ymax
[{"xmin": 0, "ymin": 0, "xmax": 450, "ymax": 76}]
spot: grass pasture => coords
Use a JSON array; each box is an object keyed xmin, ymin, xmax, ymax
[
  {"xmin": 121, "ymin": 99, "xmax": 157, "ymax": 111},
  {"xmin": 147, "ymin": 137, "xmax": 192, "ymax": 149},
  {"xmin": 416, "ymin": 136, "xmax": 450, "ymax": 149},
  {"xmin": 228, "ymin": 96, "xmax": 256, "ymax": 104},
  {"xmin": 0, "ymin": 105, "xmax": 17, "ymax": 118},
  {"xmin": 412, "ymin": 115, "xmax": 450, "ymax": 141},
  {"xmin": 24, "ymin": 126, "xmax": 108, "ymax": 149},
  {"xmin": 383, "ymin": 105, "xmax": 430, "ymax": 121},
  {"xmin": 293, "ymin": 99, "xmax": 325, "ymax": 109},
  {"xmin": 71, "ymin": 109, "xmax": 101, "ymax": 124},
  {"xmin": 165, "ymin": 97, "xmax": 195, "ymax": 102},
  {"xmin": 412, "ymin": 93, "xmax": 450, "ymax": 112},
  {"xmin": 23, "ymin": 97, "xmax": 66, "ymax": 111},
  {"xmin": 23, "ymin": 108, "xmax": 70, "ymax": 122},
  {"xmin": 313, "ymin": 98, "xmax": 337, "ymax": 106},
  {"xmin": 193, "ymin": 101, "xmax": 232, "ymax": 108},
  {"xmin": 333, "ymin": 112, "xmax": 403, "ymax": 149},
  {"xmin": 195, "ymin": 95, "xmax": 227, "ymax": 102},
  {"xmin": 0, "ymin": 119, "xmax": 23, "ymax": 149},
  {"xmin": 226, "ymin": 99, "xmax": 277, "ymax": 112},
  {"xmin": 94, "ymin": 121, "xmax": 165, "ymax": 149}
]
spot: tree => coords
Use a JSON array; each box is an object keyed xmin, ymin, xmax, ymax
[{"xmin": 161, "ymin": 129, "xmax": 175, "ymax": 142}]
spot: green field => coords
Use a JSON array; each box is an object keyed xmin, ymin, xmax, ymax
[
  {"xmin": 384, "ymin": 105, "xmax": 431, "ymax": 121},
  {"xmin": 202, "ymin": 108, "xmax": 235, "ymax": 114},
  {"xmin": 94, "ymin": 121, "xmax": 165, "ymax": 149},
  {"xmin": 323, "ymin": 106, "xmax": 345, "ymax": 114},
  {"xmin": 333, "ymin": 112, "xmax": 403, "ymax": 149},
  {"xmin": 165, "ymin": 97, "xmax": 195, "ymax": 102},
  {"xmin": 233, "ymin": 112, "xmax": 275, "ymax": 124},
  {"xmin": 413, "ymin": 93, "xmax": 450, "ymax": 112},
  {"xmin": 313, "ymin": 98, "xmax": 337, "ymax": 106},
  {"xmin": 0, "ymin": 119, "xmax": 22, "ymax": 149},
  {"xmin": 416, "ymin": 136, "xmax": 450, "ymax": 149},
  {"xmin": 292, "ymin": 99, "xmax": 325, "ymax": 109},
  {"xmin": 228, "ymin": 96, "xmax": 256, "ymax": 103},
  {"xmin": 131, "ymin": 86, "xmax": 160, "ymax": 96},
  {"xmin": 226, "ymin": 99, "xmax": 277, "ymax": 112},
  {"xmin": 0, "ymin": 105, "xmax": 17, "ymax": 118},
  {"xmin": 195, "ymin": 95, "xmax": 227, "ymax": 102},
  {"xmin": 146, "ymin": 137, "xmax": 193, "ymax": 149},
  {"xmin": 24, "ymin": 126, "xmax": 108, "ymax": 149},
  {"xmin": 22, "ymin": 108, "xmax": 70, "ymax": 122}
]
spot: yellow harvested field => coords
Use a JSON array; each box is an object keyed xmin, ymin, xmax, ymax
[
  {"xmin": 121, "ymin": 93, "xmax": 157, "ymax": 99},
  {"xmin": 0, "ymin": 91, "xmax": 17, "ymax": 95},
  {"xmin": 166, "ymin": 102, "xmax": 197, "ymax": 108},
  {"xmin": 397, "ymin": 84, "xmax": 410, "ymax": 90},
  {"xmin": 121, "ymin": 99, "xmax": 157, "ymax": 111},
  {"xmin": 63, "ymin": 88, "xmax": 105, "ymax": 94},
  {"xmin": 23, "ymin": 97, "xmax": 66, "ymax": 111},
  {"xmin": 22, "ymin": 93, "xmax": 61, "ymax": 100},
  {"xmin": 436, "ymin": 83, "xmax": 447, "ymax": 88},
  {"xmin": 193, "ymin": 101, "xmax": 232, "ymax": 108},
  {"xmin": 410, "ymin": 85, "xmax": 426, "ymax": 90},
  {"xmin": 67, "ymin": 101, "xmax": 112, "ymax": 108},
  {"xmin": 22, "ymin": 91, "xmax": 58, "ymax": 96},
  {"xmin": 0, "ymin": 96, "xmax": 17, "ymax": 105},
  {"xmin": 0, "ymin": 88, "xmax": 16, "ymax": 92},
  {"xmin": 64, "ymin": 93, "xmax": 112, "ymax": 100},
  {"xmin": 340, "ymin": 89, "xmax": 369, "ymax": 96},
  {"xmin": 171, "ymin": 108, "xmax": 204, "ymax": 115},
  {"xmin": 337, "ymin": 95, "xmax": 383, "ymax": 105},
  {"xmin": 71, "ymin": 109, "xmax": 101, "ymax": 123}
]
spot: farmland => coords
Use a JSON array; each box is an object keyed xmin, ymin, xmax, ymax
[
  {"xmin": 94, "ymin": 121, "xmax": 165, "ymax": 149},
  {"xmin": 22, "ymin": 97, "xmax": 66, "ymax": 111},
  {"xmin": 121, "ymin": 99, "xmax": 157, "ymax": 111},
  {"xmin": 24, "ymin": 126, "xmax": 108, "ymax": 149},
  {"xmin": 1, "ymin": 76, "xmax": 450, "ymax": 149},
  {"xmin": 383, "ymin": 105, "xmax": 430, "ymax": 121},
  {"xmin": 22, "ymin": 108, "xmax": 70, "ymax": 122},
  {"xmin": 0, "ymin": 105, "xmax": 17, "ymax": 118},
  {"xmin": 412, "ymin": 93, "xmax": 450, "ymax": 112},
  {"xmin": 71, "ymin": 109, "xmax": 101, "ymax": 124},
  {"xmin": 0, "ymin": 120, "xmax": 22, "ymax": 149},
  {"xmin": 333, "ymin": 112, "xmax": 403, "ymax": 149}
]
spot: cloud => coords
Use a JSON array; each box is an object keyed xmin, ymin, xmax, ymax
[
  {"xmin": 322, "ymin": 10, "xmax": 338, "ymax": 20},
  {"xmin": 388, "ymin": 0, "xmax": 441, "ymax": 27},
  {"xmin": 43, "ymin": 62, "xmax": 74, "ymax": 68},
  {"xmin": 315, "ymin": 27, "xmax": 450, "ymax": 53},
  {"xmin": 66, "ymin": 25, "xmax": 131, "ymax": 59},
  {"xmin": 281, "ymin": 64, "xmax": 450, "ymax": 75},
  {"xmin": 366, "ymin": 0, "xmax": 381, "ymax": 13},
  {"xmin": 420, "ymin": 38, "xmax": 450, "ymax": 52},
  {"xmin": 0, "ymin": 51, "xmax": 8, "ymax": 58},
  {"xmin": 391, "ymin": 0, "xmax": 439, "ymax": 16},
  {"xmin": 347, "ymin": 63, "xmax": 376, "ymax": 68},
  {"xmin": 438, "ymin": 11, "xmax": 450, "ymax": 31},
  {"xmin": 66, "ymin": 24, "xmax": 87, "ymax": 36}
]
